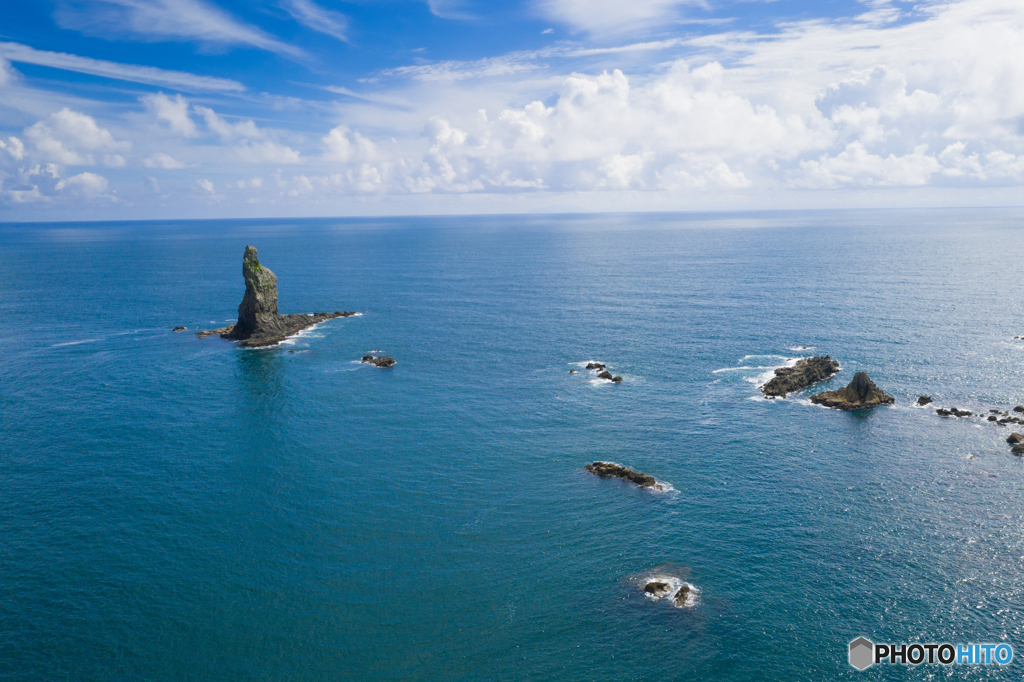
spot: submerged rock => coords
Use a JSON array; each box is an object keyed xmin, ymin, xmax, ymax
[
  {"xmin": 917, "ymin": 395, "xmax": 933, "ymax": 406},
  {"xmin": 197, "ymin": 246, "xmax": 356, "ymax": 347},
  {"xmin": 362, "ymin": 354, "xmax": 396, "ymax": 368},
  {"xmin": 172, "ymin": 326, "xmax": 186, "ymax": 332},
  {"xmin": 585, "ymin": 461, "xmax": 658, "ymax": 488},
  {"xmin": 809, "ymin": 371, "xmax": 894, "ymax": 411},
  {"xmin": 761, "ymin": 356, "xmax": 840, "ymax": 398}
]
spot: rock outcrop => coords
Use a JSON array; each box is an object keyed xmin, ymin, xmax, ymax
[
  {"xmin": 644, "ymin": 582, "xmax": 671, "ymax": 597},
  {"xmin": 585, "ymin": 461, "xmax": 658, "ymax": 488},
  {"xmin": 586, "ymin": 362, "xmax": 606, "ymax": 370},
  {"xmin": 761, "ymin": 356, "xmax": 840, "ymax": 398},
  {"xmin": 361, "ymin": 354, "xmax": 396, "ymax": 368},
  {"xmin": 809, "ymin": 371, "xmax": 894, "ymax": 410},
  {"xmin": 673, "ymin": 585, "xmax": 691, "ymax": 607},
  {"xmin": 1007, "ymin": 433, "xmax": 1024, "ymax": 444},
  {"xmin": 917, "ymin": 395, "xmax": 933, "ymax": 406},
  {"xmin": 172, "ymin": 326, "xmax": 186, "ymax": 332},
  {"xmin": 197, "ymin": 246, "xmax": 356, "ymax": 347}
]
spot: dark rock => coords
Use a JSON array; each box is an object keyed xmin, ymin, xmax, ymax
[
  {"xmin": 362, "ymin": 354, "xmax": 376, "ymax": 362},
  {"xmin": 916, "ymin": 395, "xmax": 933, "ymax": 406},
  {"xmin": 809, "ymin": 371, "xmax": 894, "ymax": 411},
  {"xmin": 597, "ymin": 370, "xmax": 613, "ymax": 380},
  {"xmin": 673, "ymin": 585, "xmax": 691, "ymax": 607},
  {"xmin": 586, "ymin": 362, "xmax": 606, "ymax": 370},
  {"xmin": 585, "ymin": 461, "xmax": 658, "ymax": 488},
  {"xmin": 990, "ymin": 409, "xmax": 1002, "ymax": 413},
  {"xmin": 568, "ymin": 370, "xmax": 577, "ymax": 374},
  {"xmin": 362, "ymin": 354, "xmax": 396, "ymax": 368},
  {"xmin": 1015, "ymin": 406, "xmax": 1024, "ymax": 413},
  {"xmin": 611, "ymin": 375, "xmax": 623, "ymax": 383},
  {"xmin": 198, "ymin": 246, "xmax": 356, "ymax": 347},
  {"xmin": 761, "ymin": 356, "xmax": 840, "ymax": 398},
  {"xmin": 1013, "ymin": 444, "xmax": 1024, "ymax": 456},
  {"xmin": 950, "ymin": 408, "xmax": 972, "ymax": 417},
  {"xmin": 172, "ymin": 326, "xmax": 186, "ymax": 332},
  {"xmin": 644, "ymin": 582, "xmax": 671, "ymax": 597},
  {"xmin": 989, "ymin": 416, "xmax": 998, "ymax": 422},
  {"xmin": 1007, "ymin": 433, "xmax": 1024, "ymax": 444},
  {"xmin": 936, "ymin": 408, "xmax": 952, "ymax": 417}
]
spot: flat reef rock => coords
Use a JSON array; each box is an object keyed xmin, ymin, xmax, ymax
[
  {"xmin": 761, "ymin": 356, "xmax": 840, "ymax": 398},
  {"xmin": 585, "ymin": 461, "xmax": 659, "ymax": 488},
  {"xmin": 809, "ymin": 371, "xmax": 894, "ymax": 411},
  {"xmin": 198, "ymin": 245, "xmax": 356, "ymax": 347}
]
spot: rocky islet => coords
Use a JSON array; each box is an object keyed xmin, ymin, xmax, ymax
[
  {"xmin": 761, "ymin": 356, "xmax": 840, "ymax": 398},
  {"xmin": 197, "ymin": 246, "xmax": 357, "ymax": 347}
]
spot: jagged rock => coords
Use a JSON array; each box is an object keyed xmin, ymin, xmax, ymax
[
  {"xmin": 1007, "ymin": 433, "xmax": 1024, "ymax": 444},
  {"xmin": 361, "ymin": 354, "xmax": 396, "ymax": 368},
  {"xmin": 809, "ymin": 371, "xmax": 894, "ymax": 410},
  {"xmin": 1013, "ymin": 444, "xmax": 1024, "ymax": 456},
  {"xmin": 644, "ymin": 582, "xmax": 671, "ymax": 597},
  {"xmin": 673, "ymin": 585, "xmax": 691, "ymax": 607},
  {"xmin": 585, "ymin": 461, "xmax": 658, "ymax": 488},
  {"xmin": 597, "ymin": 370, "xmax": 613, "ymax": 380},
  {"xmin": 172, "ymin": 326, "xmax": 186, "ymax": 332},
  {"xmin": 197, "ymin": 246, "xmax": 356, "ymax": 347},
  {"xmin": 917, "ymin": 395, "xmax": 933, "ymax": 406},
  {"xmin": 586, "ymin": 362, "xmax": 606, "ymax": 370},
  {"xmin": 611, "ymin": 375, "xmax": 623, "ymax": 383},
  {"xmin": 761, "ymin": 356, "xmax": 840, "ymax": 398}
]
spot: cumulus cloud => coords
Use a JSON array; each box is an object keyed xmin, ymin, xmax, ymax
[
  {"xmin": 143, "ymin": 92, "xmax": 197, "ymax": 136},
  {"xmin": 194, "ymin": 105, "xmax": 264, "ymax": 140},
  {"xmin": 144, "ymin": 152, "xmax": 185, "ymax": 168},
  {"xmin": 23, "ymin": 108, "xmax": 131, "ymax": 166},
  {"xmin": 55, "ymin": 171, "xmax": 112, "ymax": 197}
]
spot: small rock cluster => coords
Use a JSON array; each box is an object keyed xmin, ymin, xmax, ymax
[
  {"xmin": 581, "ymin": 361, "xmax": 623, "ymax": 382},
  {"xmin": 361, "ymin": 354, "xmax": 396, "ymax": 368},
  {"xmin": 643, "ymin": 581, "xmax": 691, "ymax": 608},
  {"xmin": 762, "ymin": 356, "xmax": 840, "ymax": 398}
]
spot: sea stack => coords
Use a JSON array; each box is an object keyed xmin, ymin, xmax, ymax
[
  {"xmin": 809, "ymin": 371, "xmax": 894, "ymax": 410},
  {"xmin": 198, "ymin": 245, "xmax": 356, "ymax": 347},
  {"xmin": 761, "ymin": 356, "xmax": 840, "ymax": 398}
]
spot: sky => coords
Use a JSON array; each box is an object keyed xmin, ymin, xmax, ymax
[{"xmin": 1, "ymin": 0, "xmax": 1023, "ymax": 220}]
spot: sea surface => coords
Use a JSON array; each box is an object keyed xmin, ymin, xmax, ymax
[{"xmin": 3, "ymin": 209, "xmax": 1024, "ymax": 681}]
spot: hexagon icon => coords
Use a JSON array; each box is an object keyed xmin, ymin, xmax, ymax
[{"xmin": 849, "ymin": 637, "xmax": 874, "ymax": 671}]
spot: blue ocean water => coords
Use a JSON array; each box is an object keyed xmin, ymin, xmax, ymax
[{"xmin": 3, "ymin": 209, "xmax": 1024, "ymax": 681}]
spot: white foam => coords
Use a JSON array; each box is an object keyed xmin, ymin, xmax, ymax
[
  {"xmin": 52, "ymin": 338, "xmax": 102, "ymax": 347},
  {"xmin": 787, "ymin": 345, "xmax": 815, "ymax": 351}
]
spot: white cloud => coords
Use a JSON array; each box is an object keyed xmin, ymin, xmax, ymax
[
  {"xmin": 53, "ymin": 0, "xmax": 304, "ymax": 58},
  {"xmin": 236, "ymin": 140, "xmax": 301, "ymax": 164},
  {"xmin": 322, "ymin": 125, "xmax": 377, "ymax": 162},
  {"xmin": 55, "ymin": 171, "xmax": 112, "ymax": 197},
  {"xmin": 24, "ymin": 108, "xmax": 131, "ymax": 166},
  {"xmin": 282, "ymin": 0, "xmax": 348, "ymax": 43},
  {"xmin": 1, "ymin": 137, "xmax": 26, "ymax": 161},
  {"xmin": 142, "ymin": 92, "xmax": 197, "ymax": 136},
  {"xmin": 0, "ymin": 55, "xmax": 16, "ymax": 86},
  {"xmin": 198, "ymin": 178, "xmax": 214, "ymax": 193},
  {"xmin": 534, "ymin": 0, "xmax": 704, "ymax": 36},
  {"xmin": 195, "ymin": 106, "xmax": 264, "ymax": 140},
  {"xmin": 144, "ymin": 152, "xmax": 185, "ymax": 168},
  {"xmin": 0, "ymin": 40, "xmax": 244, "ymax": 92}
]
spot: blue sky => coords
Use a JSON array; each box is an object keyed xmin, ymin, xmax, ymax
[{"xmin": 1, "ymin": 0, "xmax": 1023, "ymax": 219}]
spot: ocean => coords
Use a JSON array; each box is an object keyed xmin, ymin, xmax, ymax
[{"xmin": 2, "ymin": 209, "xmax": 1024, "ymax": 680}]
